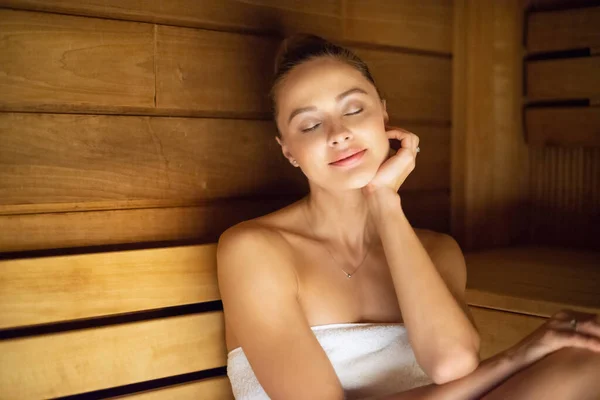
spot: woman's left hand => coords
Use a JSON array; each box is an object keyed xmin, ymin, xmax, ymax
[{"xmin": 363, "ymin": 126, "xmax": 420, "ymax": 196}]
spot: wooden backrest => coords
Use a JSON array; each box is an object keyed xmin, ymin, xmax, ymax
[{"xmin": 0, "ymin": 244, "xmax": 233, "ymax": 399}]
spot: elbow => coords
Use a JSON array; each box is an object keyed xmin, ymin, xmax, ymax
[{"xmin": 429, "ymin": 349, "xmax": 480, "ymax": 385}]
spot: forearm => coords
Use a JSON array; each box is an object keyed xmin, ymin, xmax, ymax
[
  {"xmin": 368, "ymin": 190, "xmax": 479, "ymax": 378},
  {"xmin": 380, "ymin": 350, "xmax": 528, "ymax": 400}
]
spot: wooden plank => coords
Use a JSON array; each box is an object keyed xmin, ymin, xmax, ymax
[
  {"xmin": 0, "ymin": 9, "xmax": 154, "ymax": 111},
  {"xmin": 466, "ymin": 247, "xmax": 600, "ymax": 317},
  {"xmin": 0, "ymin": 197, "xmax": 296, "ymax": 252},
  {"xmin": 155, "ymin": 25, "xmax": 451, "ymax": 121},
  {"xmin": 0, "ymin": 244, "xmax": 220, "ymax": 329},
  {"xmin": 343, "ymin": 0, "xmax": 452, "ymax": 54},
  {"xmin": 527, "ymin": 6, "xmax": 600, "ymax": 53},
  {"xmin": 0, "ymin": 114, "xmax": 449, "ymax": 215},
  {"xmin": 156, "ymin": 26, "xmax": 277, "ymax": 115},
  {"xmin": 526, "ymin": 107, "xmax": 600, "ymax": 147},
  {"xmin": 470, "ymin": 306, "xmax": 546, "ymax": 359},
  {"xmin": 450, "ymin": 0, "xmax": 529, "ymax": 250},
  {"xmin": 527, "ymin": 57, "xmax": 600, "ymax": 100},
  {"xmin": 0, "ymin": 312, "xmax": 227, "ymax": 399},
  {"xmin": 0, "ymin": 190, "xmax": 448, "ymax": 252},
  {"xmin": 0, "ymin": 113, "xmax": 307, "ymax": 210},
  {"xmin": 0, "ymin": 0, "xmax": 343, "ymax": 38},
  {"xmin": 352, "ymin": 48, "xmax": 451, "ymax": 122},
  {"xmin": 113, "ymin": 376, "xmax": 233, "ymax": 400}
]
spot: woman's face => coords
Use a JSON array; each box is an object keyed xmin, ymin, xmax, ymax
[{"xmin": 275, "ymin": 57, "xmax": 390, "ymax": 191}]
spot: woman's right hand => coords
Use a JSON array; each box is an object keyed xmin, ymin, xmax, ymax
[{"xmin": 507, "ymin": 309, "xmax": 600, "ymax": 366}]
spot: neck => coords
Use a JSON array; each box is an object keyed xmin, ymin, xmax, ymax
[{"xmin": 303, "ymin": 184, "xmax": 380, "ymax": 252}]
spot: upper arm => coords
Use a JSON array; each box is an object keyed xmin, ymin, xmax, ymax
[
  {"xmin": 217, "ymin": 224, "xmax": 344, "ymax": 400},
  {"xmin": 422, "ymin": 231, "xmax": 479, "ymax": 339}
]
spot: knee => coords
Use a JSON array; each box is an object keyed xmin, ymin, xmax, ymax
[{"xmin": 539, "ymin": 347, "xmax": 600, "ymax": 383}]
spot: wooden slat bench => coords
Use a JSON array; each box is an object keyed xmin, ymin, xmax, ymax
[{"xmin": 1, "ymin": 245, "xmax": 598, "ymax": 398}]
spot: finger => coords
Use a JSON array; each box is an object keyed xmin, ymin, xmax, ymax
[
  {"xmin": 557, "ymin": 330, "xmax": 600, "ymax": 353},
  {"xmin": 386, "ymin": 131, "xmax": 419, "ymax": 154}
]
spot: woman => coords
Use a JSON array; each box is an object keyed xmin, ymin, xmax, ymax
[{"xmin": 217, "ymin": 34, "xmax": 600, "ymax": 399}]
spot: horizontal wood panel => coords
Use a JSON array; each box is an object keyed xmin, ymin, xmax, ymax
[
  {"xmin": 527, "ymin": 6, "xmax": 600, "ymax": 53},
  {"xmin": 0, "ymin": 113, "xmax": 306, "ymax": 208},
  {"xmin": 156, "ymin": 27, "xmax": 451, "ymax": 122},
  {"xmin": 0, "ymin": 9, "xmax": 154, "ymax": 110},
  {"xmin": 470, "ymin": 307, "xmax": 546, "ymax": 359},
  {"xmin": 0, "ymin": 311, "xmax": 227, "ymax": 399},
  {"xmin": 526, "ymin": 57, "xmax": 600, "ymax": 100},
  {"xmin": 0, "ymin": 244, "xmax": 219, "ymax": 329},
  {"xmin": 0, "ymin": 0, "xmax": 452, "ymax": 54},
  {"xmin": 114, "ymin": 376, "xmax": 232, "ymax": 400},
  {"xmin": 0, "ymin": 190, "xmax": 448, "ymax": 252},
  {"xmin": 344, "ymin": 0, "xmax": 452, "ymax": 54},
  {"xmin": 353, "ymin": 48, "xmax": 452, "ymax": 122},
  {"xmin": 466, "ymin": 247, "xmax": 600, "ymax": 317},
  {"xmin": 0, "ymin": 198, "xmax": 295, "ymax": 252},
  {"xmin": 0, "ymin": 0, "xmax": 343, "ymax": 38},
  {"xmin": 526, "ymin": 107, "xmax": 600, "ymax": 147},
  {"xmin": 0, "ymin": 114, "xmax": 448, "ymax": 213},
  {"xmin": 156, "ymin": 26, "xmax": 277, "ymax": 115}
]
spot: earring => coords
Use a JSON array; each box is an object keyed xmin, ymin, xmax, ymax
[{"xmin": 291, "ymin": 159, "xmax": 298, "ymax": 166}]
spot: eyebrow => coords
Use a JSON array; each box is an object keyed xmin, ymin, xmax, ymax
[{"xmin": 287, "ymin": 87, "xmax": 368, "ymax": 124}]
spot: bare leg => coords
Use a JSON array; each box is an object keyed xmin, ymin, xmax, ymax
[{"xmin": 482, "ymin": 347, "xmax": 600, "ymax": 400}]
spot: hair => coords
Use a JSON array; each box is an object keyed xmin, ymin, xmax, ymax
[{"xmin": 270, "ymin": 34, "xmax": 382, "ymax": 133}]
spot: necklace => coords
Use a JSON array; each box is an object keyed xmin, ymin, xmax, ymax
[{"xmin": 302, "ymin": 200, "xmax": 372, "ymax": 279}]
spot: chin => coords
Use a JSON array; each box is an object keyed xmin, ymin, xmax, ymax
[{"xmin": 326, "ymin": 165, "xmax": 378, "ymax": 191}]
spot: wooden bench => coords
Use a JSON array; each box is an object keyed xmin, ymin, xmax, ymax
[{"xmin": 1, "ymin": 244, "xmax": 598, "ymax": 398}]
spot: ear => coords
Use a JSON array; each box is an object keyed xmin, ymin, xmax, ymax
[
  {"xmin": 381, "ymin": 99, "xmax": 389, "ymax": 124},
  {"xmin": 275, "ymin": 136, "xmax": 298, "ymax": 167}
]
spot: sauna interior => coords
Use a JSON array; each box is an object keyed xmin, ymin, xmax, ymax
[{"xmin": 0, "ymin": 0, "xmax": 598, "ymax": 398}]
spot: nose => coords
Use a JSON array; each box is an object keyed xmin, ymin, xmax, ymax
[{"xmin": 327, "ymin": 123, "xmax": 353, "ymax": 147}]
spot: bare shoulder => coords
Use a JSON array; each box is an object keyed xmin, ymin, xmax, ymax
[{"xmin": 415, "ymin": 228, "xmax": 464, "ymax": 262}]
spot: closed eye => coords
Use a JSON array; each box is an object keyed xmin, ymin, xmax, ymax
[
  {"xmin": 301, "ymin": 123, "xmax": 321, "ymax": 133},
  {"xmin": 345, "ymin": 108, "xmax": 363, "ymax": 116}
]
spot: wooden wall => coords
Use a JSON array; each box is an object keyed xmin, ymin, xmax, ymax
[
  {"xmin": 0, "ymin": 0, "xmax": 453, "ymax": 254},
  {"xmin": 452, "ymin": 0, "xmax": 600, "ymax": 251},
  {"xmin": 525, "ymin": 5, "xmax": 600, "ymax": 250},
  {"xmin": 0, "ymin": 2, "xmax": 453, "ymax": 397}
]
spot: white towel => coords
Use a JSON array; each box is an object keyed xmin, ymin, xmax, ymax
[{"xmin": 227, "ymin": 322, "xmax": 432, "ymax": 399}]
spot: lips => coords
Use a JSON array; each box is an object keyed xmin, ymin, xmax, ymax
[{"xmin": 329, "ymin": 149, "xmax": 367, "ymax": 167}]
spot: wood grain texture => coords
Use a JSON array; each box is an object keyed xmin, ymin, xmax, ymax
[
  {"xmin": 466, "ymin": 247, "xmax": 600, "ymax": 317},
  {"xmin": 450, "ymin": 0, "xmax": 529, "ymax": 250},
  {"xmin": 528, "ymin": 146, "xmax": 600, "ymax": 249},
  {"xmin": 526, "ymin": 107, "xmax": 600, "ymax": 147},
  {"xmin": 470, "ymin": 306, "xmax": 546, "ymax": 359},
  {"xmin": 353, "ymin": 47, "xmax": 452, "ymax": 123},
  {"xmin": 0, "ymin": 198, "xmax": 297, "ymax": 252},
  {"xmin": 526, "ymin": 57, "xmax": 600, "ymax": 101},
  {"xmin": 0, "ymin": 113, "xmax": 306, "ymax": 210},
  {"xmin": 155, "ymin": 26, "xmax": 278, "ymax": 115},
  {"xmin": 155, "ymin": 26, "xmax": 451, "ymax": 122},
  {"xmin": 0, "ymin": 9, "xmax": 155, "ymax": 110},
  {"xmin": 0, "ymin": 311, "xmax": 227, "ymax": 399},
  {"xmin": 0, "ymin": 190, "xmax": 448, "ymax": 252},
  {"xmin": 0, "ymin": 0, "xmax": 343, "ymax": 38},
  {"xmin": 113, "ymin": 376, "xmax": 233, "ymax": 400},
  {"xmin": 343, "ymin": 0, "xmax": 453, "ymax": 54},
  {"xmin": 0, "ymin": 244, "xmax": 219, "ymax": 329},
  {"xmin": 0, "ymin": 114, "xmax": 449, "ymax": 216},
  {"xmin": 527, "ymin": 6, "xmax": 600, "ymax": 53}
]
